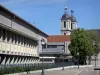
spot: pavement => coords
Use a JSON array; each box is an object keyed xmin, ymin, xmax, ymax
[{"xmin": 21, "ymin": 67, "xmax": 100, "ymax": 75}]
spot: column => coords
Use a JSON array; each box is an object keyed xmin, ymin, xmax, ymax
[
  {"xmin": 22, "ymin": 36, "xmax": 24, "ymax": 55},
  {"xmin": 7, "ymin": 31, "xmax": 10, "ymax": 53},
  {"xmin": 16, "ymin": 34, "xmax": 18, "ymax": 54},
  {"xmin": 15, "ymin": 34, "xmax": 17, "ymax": 54},
  {"xmin": 12, "ymin": 33, "xmax": 15, "ymax": 54},
  {"xmin": 20, "ymin": 36, "xmax": 23, "ymax": 55},
  {"xmin": 0, "ymin": 28, "xmax": 2, "ymax": 52},
  {"xmin": 2, "ymin": 29, "xmax": 5, "ymax": 53},
  {"xmin": 26, "ymin": 38, "xmax": 28, "ymax": 56},
  {"xmin": 27, "ymin": 39, "xmax": 29, "ymax": 56},
  {"xmin": 18, "ymin": 35, "xmax": 20, "ymax": 55},
  {"xmin": 5, "ymin": 30, "xmax": 7, "ymax": 53}
]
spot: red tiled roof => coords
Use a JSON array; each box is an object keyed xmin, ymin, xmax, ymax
[{"xmin": 47, "ymin": 35, "xmax": 71, "ymax": 42}]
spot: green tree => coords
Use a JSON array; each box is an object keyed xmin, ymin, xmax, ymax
[
  {"xmin": 87, "ymin": 30, "xmax": 100, "ymax": 64},
  {"xmin": 69, "ymin": 28, "xmax": 94, "ymax": 65},
  {"xmin": 87, "ymin": 30, "xmax": 100, "ymax": 55}
]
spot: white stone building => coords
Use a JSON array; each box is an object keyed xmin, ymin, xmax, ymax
[{"xmin": 0, "ymin": 5, "xmax": 48, "ymax": 65}]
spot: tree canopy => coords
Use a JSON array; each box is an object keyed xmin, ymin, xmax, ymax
[
  {"xmin": 69, "ymin": 28, "xmax": 95, "ymax": 65},
  {"xmin": 87, "ymin": 30, "xmax": 100, "ymax": 55}
]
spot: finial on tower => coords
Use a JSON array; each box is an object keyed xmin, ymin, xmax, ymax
[
  {"xmin": 64, "ymin": 7, "xmax": 68, "ymax": 13},
  {"xmin": 71, "ymin": 10, "xmax": 74, "ymax": 16}
]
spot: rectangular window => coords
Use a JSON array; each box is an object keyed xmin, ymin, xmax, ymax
[
  {"xmin": 0, "ymin": 28, "xmax": 2, "ymax": 42},
  {"xmin": 18, "ymin": 35, "xmax": 20, "ymax": 45},
  {"xmin": 25, "ymin": 38, "xmax": 27, "ymax": 47},
  {"xmin": 20, "ymin": 36, "xmax": 23, "ymax": 46},
  {"xmin": 15, "ymin": 34, "xmax": 17, "ymax": 45},
  {"xmin": 3, "ymin": 29, "xmax": 6, "ymax": 42},
  {"xmin": 64, "ymin": 21, "xmax": 66, "ymax": 28},
  {"xmin": 7, "ymin": 31, "xmax": 10, "ymax": 43},
  {"xmin": 51, "ymin": 45, "xmax": 57, "ymax": 48},
  {"xmin": 31, "ymin": 40, "xmax": 33, "ymax": 48},
  {"xmin": 47, "ymin": 45, "xmax": 57, "ymax": 48},
  {"xmin": 24, "ymin": 37, "xmax": 26, "ymax": 47},
  {"xmin": 12, "ymin": 33, "xmax": 15, "ymax": 44},
  {"xmin": 27, "ymin": 39, "xmax": 29, "ymax": 48},
  {"xmin": 71, "ymin": 23, "xmax": 73, "ymax": 29},
  {"xmin": 22, "ymin": 36, "xmax": 24, "ymax": 46},
  {"xmin": 47, "ymin": 45, "xmax": 50, "ymax": 48}
]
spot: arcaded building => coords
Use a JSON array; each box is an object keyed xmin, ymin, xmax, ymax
[{"xmin": 0, "ymin": 5, "xmax": 48, "ymax": 65}]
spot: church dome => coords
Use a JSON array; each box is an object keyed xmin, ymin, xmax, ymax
[
  {"xmin": 70, "ymin": 10, "xmax": 77, "ymax": 22},
  {"xmin": 61, "ymin": 7, "xmax": 70, "ymax": 20},
  {"xmin": 61, "ymin": 13, "xmax": 70, "ymax": 20},
  {"xmin": 70, "ymin": 15, "xmax": 77, "ymax": 22}
]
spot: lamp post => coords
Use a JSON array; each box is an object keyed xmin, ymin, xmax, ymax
[
  {"xmin": 93, "ymin": 40, "xmax": 97, "ymax": 67},
  {"xmin": 77, "ymin": 52, "xmax": 79, "ymax": 68},
  {"xmin": 94, "ymin": 54, "xmax": 97, "ymax": 67},
  {"xmin": 41, "ymin": 38, "xmax": 46, "ymax": 75},
  {"xmin": 62, "ymin": 49, "xmax": 64, "ymax": 70}
]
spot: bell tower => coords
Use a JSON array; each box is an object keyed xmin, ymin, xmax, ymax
[
  {"xmin": 61, "ymin": 7, "xmax": 71, "ymax": 35},
  {"xmin": 70, "ymin": 10, "xmax": 77, "ymax": 30},
  {"xmin": 61, "ymin": 8, "xmax": 77, "ymax": 35}
]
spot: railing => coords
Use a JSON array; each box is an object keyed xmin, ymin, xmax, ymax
[{"xmin": 0, "ymin": 62, "xmax": 74, "ymax": 74}]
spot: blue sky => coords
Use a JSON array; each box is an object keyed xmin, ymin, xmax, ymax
[{"xmin": 0, "ymin": 0, "xmax": 100, "ymax": 35}]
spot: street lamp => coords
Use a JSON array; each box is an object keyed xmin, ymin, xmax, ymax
[
  {"xmin": 62, "ymin": 48, "xmax": 64, "ymax": 70},
  {"xmin": 41, "ymin": 38, "xmax": 46, "ymax": 75},
  {"xmin": 93, "ymin": 40, "xmax": 97, "ymax": 67},
  {"xmin": 94, "ymin": 54, "xmax": 97, "ymax": 67},
  {"xmin": 77, "ymin": 52, "xmax": 79, "ymax": 68}
]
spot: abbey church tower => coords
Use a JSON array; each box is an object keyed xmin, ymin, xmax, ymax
[{"xmin": 61, "ymin": 7, "xmax": 77, "ymax": 35}]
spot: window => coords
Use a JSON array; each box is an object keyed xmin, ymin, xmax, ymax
[
  {"xmin": 64, "ymin": 21, "xmax": 66, "ymax": 28},
  {"xmin": 21, "ymin": 36, "xmax": 24, "ymax": 46},
  {"xmin": 47, "ymin": 45, "xmax": 50, "ymax": 48},
  {"xmin": 3, "ymin": 29, "xmax": 6, "ymax": 42},
  {"xmin": 12, "ymin": 33, "xmax": 15, "ymax": 44},
  {"xmin": 71, "ymin": 23, "xmax": 73, "ymax": 29},
  {"xmin": 15, "ymin": 34, "xmax": 17, "ymax": 45},
  {"xmin": 42, "ymin": 44, "xmax": 46, "ymax": 49},
  {"xmin": 27, "ymin": 39, "xmax": 29, "ymax": 48},
  {"xmin": 25, "ymin": 38, "xmax": 28, "ymax": 47},
  {"xmin": 18, "ymin": 35, "xmax": 21, "ymax": 45},
  {"xmin": 7, "ymin": 31, "xmax": 11, "ymax": 43},
  {"xmin": 0, "ymin": 28, "xmax": 2, "ymax": 42},
  {"xmin": 51, "ymin": 45, "xmax": 57, "ymax": 48}
]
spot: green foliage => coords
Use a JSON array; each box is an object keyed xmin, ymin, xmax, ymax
[
  {"xmin": 87, "ymin": 30, "xmax": 100, "ymax": 55},
  {"xmin": 69, "ymin": 28, "xmax": 95, "ymax": 64},
  {"xmin": 0, "ymin": 63, "xmax": 55, "ymax": 74}
]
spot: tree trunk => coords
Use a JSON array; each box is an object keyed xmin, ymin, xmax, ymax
[
  {"xmin": 88, "ymin": 56, "xmax": 91, "ymax": 65},
  {"xmin": 84, "ymin": 59, "xmax": 87, "ymax": 65}
]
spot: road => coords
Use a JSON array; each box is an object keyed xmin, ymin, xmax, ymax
[{"xmin": 22, "ymin": 67, "xmax": 100, "ymax": 75}]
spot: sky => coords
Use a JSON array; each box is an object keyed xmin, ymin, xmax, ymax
[{"xmin": 0, "ymin": 0, "xmax": 100, "ymax": 35}]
